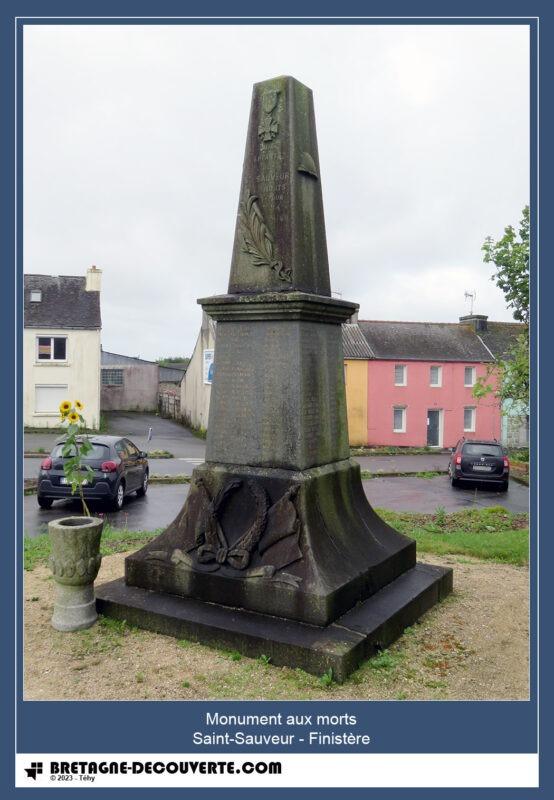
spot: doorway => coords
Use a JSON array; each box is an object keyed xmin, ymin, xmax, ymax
[{"xmin": 427, "ymin": 409, "xmax": 442, "ymax": 447}]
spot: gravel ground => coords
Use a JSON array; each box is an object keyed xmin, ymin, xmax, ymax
[{"xmin": 24, "ymin": 551, "xmax": 529, "ymax": 702}]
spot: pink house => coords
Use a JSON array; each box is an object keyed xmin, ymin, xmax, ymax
[{"xmin": 343, "ymin": 314, "xmax": 521, "ymax": 448}]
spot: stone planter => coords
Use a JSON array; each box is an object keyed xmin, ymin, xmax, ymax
[{"xmin": 48, "ymin": 516, "xmax": 104, "ymax": 632}]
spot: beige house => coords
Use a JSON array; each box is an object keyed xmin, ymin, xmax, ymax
[
  {"xmin": 180, "ymin": 311, "xmax": 216, "ymax": 432},
  {"xmin": 23, "ymin": 267, "xmax": 102, "ymax": 429}
]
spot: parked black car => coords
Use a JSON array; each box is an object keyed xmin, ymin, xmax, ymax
[
  {"xmin": 448, "ymin": 438, "xmax": 509, "ymax": 491},
  {"xmin": 37, "ymin": 435, "xmax": 149, "ymax": 511}
]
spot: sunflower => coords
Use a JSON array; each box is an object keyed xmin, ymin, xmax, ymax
[
  {"xmin": 59, "ymin": 400, "xmax": 72, "ymax": 416},
  {"xmin": 75, "ymin": 400, "xmax": 84, "ymax": 411},
  {"xmin": 67, "ymin": 411, "xmax": 80, "ymax": 423}
]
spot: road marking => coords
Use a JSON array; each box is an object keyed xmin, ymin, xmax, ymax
[{"xmin": 177, "ymin": 458, "xmax": 205, "ymax": 464}]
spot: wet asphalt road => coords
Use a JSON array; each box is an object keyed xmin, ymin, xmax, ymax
[
  {"xmin": 24, "ymin": 411, "xmax": 452, "ymax": 478},
  {"xmin": 24, "ymin": 453, "xmax": 449, "ymax": 479},
  {"xmin": 23, "ymin": 475, "xmax": 528, "ymax": 539},
  {"xmin": 24, "ymin": 411, "xmax": 206, "ymax": 460},
  {"xmin": 23, "ymin": 412, "xmax": 528, "ymax": 538}
]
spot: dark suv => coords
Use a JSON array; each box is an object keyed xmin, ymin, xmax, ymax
[
  {"xmin": 448, "ymin": 438, "xmax": 509, "ymax": 491},
  {"xmin": 37, "ymin": 435, "xmax": 149, "ymax": 511}
]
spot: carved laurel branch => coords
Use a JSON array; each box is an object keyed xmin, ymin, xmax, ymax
[
  {"xmin": 197, "ymin": 479, "xmax": 269, "ymax": 571},
  {"xmin": 239, "ymin": 193, "xmax": 291, "ymax": 282}
]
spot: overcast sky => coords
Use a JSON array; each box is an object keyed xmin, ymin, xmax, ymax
[{"xmin": 24, "ymin": 24, "xmax": 529, "ymax": 361}]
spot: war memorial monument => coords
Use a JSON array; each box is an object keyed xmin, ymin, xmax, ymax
[{"xmin": 96, "ymin": 76, "xmax": 453, "ymax": 681}]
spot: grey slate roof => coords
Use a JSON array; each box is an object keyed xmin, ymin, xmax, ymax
[
  {"xmin": 159, "ymin": 365, "xmax": 187, "ymax": 382},
  {"xmin": 478, "ymin": 322, "xmax": 524, "ymax": 360},
  {"xmin": 102, "ymin": 350, "xmax": 156, "ymax": 366},
  {"xmin": 101, "ymin": 351, "xmax": 186, "ymax": 383},
  {"xmin": 24, "ymin": 274, "xmax": 101, "ymax": 330},
  {"xmin": 342, "ymin": 324, "xmax": 375, "ymax": 359},
  {"xmin": 357, "ymin": 320, "xmax": 496, "ymax": 362}
]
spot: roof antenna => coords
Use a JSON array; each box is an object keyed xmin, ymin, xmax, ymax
[{"xmin": 464, "ymin": 290, "xmax": 476, "ymax": 315}]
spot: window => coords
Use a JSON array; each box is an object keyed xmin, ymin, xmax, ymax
[
  {"xmin": 35, "ymin": 384, "xmax": 68, "ymax": 413},
  {"xmin": 36, "ymin": 336, "xmax": 66, "ymax": 361},
  {"xmin": 52, "ymin": 443, "xmax": 109, "ymax": 459},
  {"xmin": 393, "ymin": 406, "xmax": 406, "ymax": 433},
  {"xmin": 464, "ymin": 366, "xmax": 476, "ymax": 387},
  {"xmin": 430, "ymin": 365, "xmax": 442, "ymax": 387},
  {"xmin": 394, "ymin": 364, "xmax": 407, "ymax": 386},
  {"xmin": 102, "ymin": 368, "xmax": 124, "ymax": 386},
  {"xmin": 464, "ymin": 406, "xmax": 476, "ymax": 432},
  {"xmin": 462, "ymin": 442, "xmax": 503, "ymax": 457},
  {"xmin": 30, "ymin": 290, "xmax": 42, "ymax": 302},
  {"xmin": 125, "ymin": 439, "xmax": 140, "ymax": 457}
]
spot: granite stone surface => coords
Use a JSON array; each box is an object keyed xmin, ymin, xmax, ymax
[{"xmin": 97, "ymin": 75, "xmax": 452, "ymax": 679}]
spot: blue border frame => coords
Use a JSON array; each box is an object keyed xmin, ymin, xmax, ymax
[{"xmin": 3, "ymin": 2, "xmax": 549, "ymax": 797}]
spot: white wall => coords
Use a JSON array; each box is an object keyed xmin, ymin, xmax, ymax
[
  {"xmin": 180, "ymin": 315, "xmax": 215, "ymax": 431},
  {"xmin": 24, "ymin": 328, "xmax": 101, "ymax": 429}
]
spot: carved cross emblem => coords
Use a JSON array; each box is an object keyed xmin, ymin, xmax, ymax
[{"xmin": 258, "ymin": 89, "xmax": 279, "ymax": 142}]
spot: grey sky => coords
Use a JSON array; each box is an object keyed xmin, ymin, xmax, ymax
[{"xmin": 24, "ymin": 24, "xmax": 529, "ymax": 361}]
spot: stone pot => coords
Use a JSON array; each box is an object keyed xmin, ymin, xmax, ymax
[{"xmin": 48, "ymin": 516, "xmax": 104, "ymax": 632}]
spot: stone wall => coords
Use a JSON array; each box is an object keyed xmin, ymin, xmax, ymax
[{"xmin": 101, "ymin": 363, "xmax": 159, "ymax": 411}]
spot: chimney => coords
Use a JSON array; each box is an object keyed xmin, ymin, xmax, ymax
[
  {"xmin": 459, "ymin": 313, "xmax": 488, "ymax": 332},
  {"xmin": 86, "ymin": 265, "xmax": 102, "ymax": 292}
]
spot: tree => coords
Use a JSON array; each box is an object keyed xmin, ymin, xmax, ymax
[
  {"xmin": 473, "ymin": 205, "xmax": 529, "ymax": 408},
  {"xmin": 156, "ymin": 356, "xmax": 190, "ymax": 368},
  {"xmin": 482, "ymin": 204, "xmax": 529, "ymax": 326}
]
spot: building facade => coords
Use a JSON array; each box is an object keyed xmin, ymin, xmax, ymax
[
  {"xmin": 179, "ymin": 312, "xmax": 524, "ymax": 449},
  {"xmin": 23, "ymin": 268, "xmax": 102, "ymax": 429},
  {"xmin": 342, "ymin": 314, "xmax": 523, "ymax": 448},
  {"xmin": 179, "ymin": 312, "xmax": 216, "ymax": 432},
  {"xmin": 101, "ymin": 352, "xmax": 159, "ymax": 412}
]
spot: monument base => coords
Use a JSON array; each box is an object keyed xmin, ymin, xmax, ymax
[
  {"xmin": 96, "ymin": 562, "xmax": 452, "ymax": 682},
  {"xmin": 123, "ymin": 459, "xmax": 419, "ymax": 627}
]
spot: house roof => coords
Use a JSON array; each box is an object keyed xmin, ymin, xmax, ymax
[
  {"xmin": 159, "ymin": 365, "xmax": 187, "ymax": 382},
  {"xmin": 24, "ymin": 274, "xmax": 101, "ymax": 330},
  {"xmin": 342, "ymin": 323, "xmax": 375, "ymax": 359},
  {"xmin": 101, "ymin": 350, "xmax": 157, "ymax": 366},
  {"xmin": 478, "ymin": 322, "xmax": 524, "ymax": 360},
  {"xmin": 356, "ymin": 320, "xmax": 497, "ymax": 362},
  {"xmin": 101, "ymin": 351, "xmax": 186, "ymax": 382}
]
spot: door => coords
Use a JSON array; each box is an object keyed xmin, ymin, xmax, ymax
[
  {"xmin": 124, "ymin": 438, "xmax": 143, "ymax": 490},
  {"xmin": 427, "ymin": 409, "xmax": 440, "ymax": 447}
]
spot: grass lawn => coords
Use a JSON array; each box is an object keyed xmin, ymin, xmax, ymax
[
  {"xmin": 24, "ymin": 525, "xmax": 163, "ymax": 571},
  {"xmin": 377, "ymin": 506, "xmax": 528, "ymax": 565},
  {"xmin": 23, "ymin": 506, "xmax": 530, "ymax": 700},
  {"xmin": 24, "ymin": 506, "xmax": 528, "ymax": 572}
]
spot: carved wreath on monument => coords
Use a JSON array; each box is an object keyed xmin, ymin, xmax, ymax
[{"xmin": 147, "ymin": 477, "xmax": 302, "ymax": 586}]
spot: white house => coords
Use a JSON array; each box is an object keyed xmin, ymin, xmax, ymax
[
  {"xmin": 23, "ymin": 267, "xmax": 102, "ymax": 429},
  {"xmin": 180, "ymin": 311, "xmax": 216, "ymax": 432}
]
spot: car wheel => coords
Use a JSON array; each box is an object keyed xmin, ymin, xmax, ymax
[
  {"xmin": 109, "ymin": 481, "xmax": 125, "ymax": 512},
  {"xmin": 450, "ymin": 476, "xmax": 460, "ymax": 488},
  {"xmin": 37, "ymin": 496, "xmax": 53, "ymax": 509},
  {"xmin": 136, "ymin": 471, "xmax": 148, "ymax": 497},
  {"xmin": 499, "ymin": 481, "xmax": 509, "ymax": 492}
]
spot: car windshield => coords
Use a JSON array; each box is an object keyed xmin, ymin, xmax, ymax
[
  {"xmin": 52, "ymin": 443, "xmax": 110, "ymax": 459},
  {"xmin": 462, "ymin": 443, "xmax": 503, "ymax": 458}
]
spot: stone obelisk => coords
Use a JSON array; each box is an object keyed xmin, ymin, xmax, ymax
[{"xmin": 97, "ymin": 76, "xmax": 452, "ymax": 680}]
